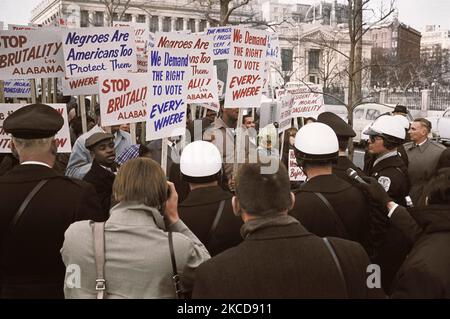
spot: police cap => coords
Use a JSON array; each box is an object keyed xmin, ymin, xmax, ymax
[
  {"xmin": 3, "ymin": 103, "xmax": 64, "ymax": 139},
  {"xmin": 393, "ymin": 104, "xmax": 408, "ymax": 114},
  {"xmin": 317, "ymin": 112, "xmax": 356, "ymax": 138}
]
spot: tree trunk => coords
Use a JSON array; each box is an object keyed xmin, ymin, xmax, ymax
[{"xmin": 220, "ymin": 0, "xmax": 230, "ymax": 26}]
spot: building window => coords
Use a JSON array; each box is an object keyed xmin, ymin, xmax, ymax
[
  {"xmin": 150, "ymin": 16, "xmax": 158, "ymax": 32},
  {"xmin": 137, "ymin": 15, "xmax": 146, "ymax": 23},
  {"xmin": 308, "ymin": 49, "xmax": 320, "ymax": 73},
  {"xmin": 199, "ymin": 20, "xmax": 207, "ymax": 32},
  {"xmin": 176, "ymin": 18, "xmax": 183, "ymax": 31},
  {"xmin": 80, "ymin": 10, "xmax": 89, "ymax": 27},
  {"xmin": 122, "ymin": 14, "xmax": 132, "ymax": 22},
  {"xmin": 163, "ymin": 17, "xmax": 171, "ymax": 32},
  {"xmin": 281, "ymin": 48, "xmax": 293, "ymax": 71},
  {"xmin": 94, "ymin": 12, "xmax": 104, "ymax": 26},
  {"xmin": 188, "ymin": 19, "xmax": 196, "ymax": 33}
]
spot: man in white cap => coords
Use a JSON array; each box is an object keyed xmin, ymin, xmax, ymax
[
  {"xmin": 289, "ymin": 123, "xmax": 372, "ymax": 255},
  {"xmin": 178, "ymin": 141, "xmax": 242, "ymax": 256}
]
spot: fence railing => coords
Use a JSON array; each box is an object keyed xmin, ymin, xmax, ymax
[{"xmin": 385, "ymin": 92, "xmax": 422, "ymax": 110}]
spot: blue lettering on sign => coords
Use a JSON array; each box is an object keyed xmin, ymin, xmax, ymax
[
  {"xmin": 153, "ymin": 111, "xmax": 185, "ymax": 132},
  {"xmin": 149, "ymin": 99, "xmax": 183, "ymax": 119}
]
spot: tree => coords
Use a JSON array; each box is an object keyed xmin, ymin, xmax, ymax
[{"xmin": 99, "ymin": 0, "xmax": 133, "ymax": 26}]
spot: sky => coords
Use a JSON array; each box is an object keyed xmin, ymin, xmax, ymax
[{"xmin": 0, "ymin": 0, "xmax": 449, "ymax": 32}]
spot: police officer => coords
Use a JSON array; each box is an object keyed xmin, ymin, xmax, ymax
[
  {"xmin": 364, "ymin": 115, "xmax": 410, "ymax": 206},
  {"xmin": 0, "ymin": 104, "xmax": 104, "ymax": 299},
  {"xmin": 363, "ymin": 115, "xmax": 412, "ymax": 293},
  {"xmin": 289, "ymin": 123, "xmax": 372, "ymax": 254},
  {"xmin": 317, "ymin": 112, "xmax": 365, "ymax": 181},
  {"xmin": 178, "ymin": 141, "xmax": 242, "ymax": 256}
]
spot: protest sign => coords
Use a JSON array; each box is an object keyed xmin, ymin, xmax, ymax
[
  {"xmin": 224, "ymin": 27, "xmax": 269, "ymax": 108},
  {"xmin": 206, "ymin": 26, "xmax": 232, "ymax": 60},
  {"xmin": 0, "ymin": 29, "xmax": 65, "ymax": 80},
  {"xmin": 149, "ymin": 32, "xmax": 155, "ymax": 48},
  {"xmin": 3, "ymin": 79, "xmax": 31, "ymax": 98},
  {"xmin": 62, "ymin": 75, "xmax": 99, "ymax": 95},
  {"xmin": 266, "ymin": 33, "xmax": 281, "ymax": 64},
  {"xmin": 0, "ymin": 103, "xmax": 72, "ymax": 153},
  {"xmin": 113, "ymin": 22, "xmax": 149, "ymax": 56},
  {"xmin": 288, "ymin": 149, "xmax": 307, "ymax": 182},
  {"xmin": 261, "ymin": 61, "xmax": 269, "ymax": 95},
  {"xmin": 8, "ymin": 24, "xmax": 39, "ymax": 31},
  {"xmin": 286, "ymin": 84, "xmax": 324, "ymax": 118},
  {"xmin": 146, "ymin": 32, "xmax": 189, "ymax": 141},
  {"xmin": 277, "ymin": 90, "xmax": 293, "ymax": 133},
  {"xmin": 61, "ymin": 27, "xmax": 137, "ymax": 77},
  {"xmin": 99, "ymin": 73, "xmax": 149, "ymax": 126},
  {"xmin": 186, "ymin": 34, "xmax": 219, "ymax": 104}
]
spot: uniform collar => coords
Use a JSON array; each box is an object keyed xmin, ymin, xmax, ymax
[
  {"xmin": 21, "ymin": 161, "xmax": 51, "ymax": 168},
  {"xmin": 373, "ymin": 150, "xmax": 398, "ymax": 167},
  {"xmin": 299, "ymin": 174, "xmax": 351, "ymax": 193}
]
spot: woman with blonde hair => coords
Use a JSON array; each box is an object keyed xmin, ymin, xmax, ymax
[{"xmin": 61, "ymin": 158, "xmax": 210, "ymax": 299}]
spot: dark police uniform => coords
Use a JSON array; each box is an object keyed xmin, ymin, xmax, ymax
[
  {"xmin": 178, "ymin": 185, "xmax": 243, "ymax": 256},
  {"xmin": 290, "ymin": 174, "xmax": 372, "ymax": 255},
  {"xmin": 366, "ymin": 151, "xmax": 412, "ymax": 293},
  {"xmin": 333, "ymin": 156, "xmax": 366, "ymax": 182},
  {"xmin": 0, "ymin": 104, "xmax": 104, "ymax": 299}
]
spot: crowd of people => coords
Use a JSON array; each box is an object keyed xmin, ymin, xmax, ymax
[{"xmin": 0, "ymin": 99, "xmax": 449, "ymax": 299}]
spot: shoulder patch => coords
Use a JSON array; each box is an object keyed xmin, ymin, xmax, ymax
[{"xmin": 378, "ymin": 176, "xmax": 391, "ymax": 192}]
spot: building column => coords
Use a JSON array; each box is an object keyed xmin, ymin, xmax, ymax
[
  {"xmin": 158, "ymin": 16, "xmax": 163, "ymax": 32},
  {"xmin": 88, "ymin": 11, "xmax": 95, "ymax": 27},
  {"xmin": 206, "ymin": 20, "xmax": 211, "ymax": 29},
  {"xmin": 194, "ymin": 19, "xmax": 200, "ymax": 33},
  {"xmin": 104, "ymin": 12, "xmax": 110, "ymax": 27},
  {"xmin": 132, "ymin": 14, "xmax": 137, "ymax": 23},
  {"xmin": 145, "ymin": 15, "xmax": 150, "ymax": 30},
  {"xmin": 171, "ymin": 17, "xmax": 176, "ymax": 31},
  {"xmin": 183, "ymin": 18, "xmax": 188, "ymax": 31}
]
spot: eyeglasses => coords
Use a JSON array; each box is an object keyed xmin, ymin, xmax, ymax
[{"xmin": 369, "ymin": 135, "xmax": 383, "ymax": 143}]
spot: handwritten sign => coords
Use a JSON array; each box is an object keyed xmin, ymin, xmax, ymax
[
  {"xmin": 113, "ymin": 22, "xmax": 149, "ymax": 56},
  {"xmin": 278, "ymin": 90, "xmax": 293, "ymax": 133},
  {"xmin": 146, "ymin": 32, "xmax": 189, "ymax": 141},
  {"xmin": 61, "ymin": 75, "xmax": 99, "ymax": 95},
  {"xmin": 266, "ymin": 33, "xmax": 281, "ymax": 64},
  {"xmin": 0, "ymin": 103, "xmax": 72, "ymax": 153},
  {"xmin": 3, "ymin": 79, "xmax": 31, "ymax": 98},
  {"xmin": 186, "ymin": 34, "xmax": 219, "ymax": 104},
  {"xmin": 61, "ymin": 27, "xmax": 137, "ymax": 77},
  {"xmin": 278, "ymin": 84, "xmax": 324, "ymax": 118},
  {"xmin": 99, "ymin": 74, "xmax": 149, "ymax": 126},
  {"xmin": 224, "ymin": 27, "xmax": 269, "ymax": 108},
  {"xmin": 206, "ymin": 26, "xmax": 232, "ymax": 60},
  {"xmin": 289, "ymin": 149, "xmax": 306, "ymax": 182},
  {"xmin": 0, "ymin": 29, "xmax": 65, "ymax": 80}
]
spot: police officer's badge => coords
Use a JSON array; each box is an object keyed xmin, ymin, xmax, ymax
[{"xmin": 378, "ymin": 176, "xmax": 391, "ymax": 192}]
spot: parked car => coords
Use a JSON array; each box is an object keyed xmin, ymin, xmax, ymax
[
  {"xmin": 437, "ymin": 107, "xmax": 450, "ymax": 145},
  {"xmin": 352, "ymin": 103, "xmax": 413, "ymax": 143}
]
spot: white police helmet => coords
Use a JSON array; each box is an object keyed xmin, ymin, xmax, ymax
[
  {"xmin": 361, "ymin": 124, "xmax": 371, "ymax": 141},
  {"xmin": 294, "ymin": 122, "xmax": 339, "ymax": 162},
  {"xmin": 392, "ymin": 114, "xmax": 410, "ymax": 130},
  {"xmin": 180, "ymin": 141, "xmax": 222, "ymax": 183},
  {"xmin": 364, "ymin": 115, "xmax": 406, "ymax": 141}
]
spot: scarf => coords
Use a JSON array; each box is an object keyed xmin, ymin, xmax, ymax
[{"xmin": 240, "ymin": 213, "xmax": 300, "ymax": 239}]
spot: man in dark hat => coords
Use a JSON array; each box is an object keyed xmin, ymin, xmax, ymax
[
  {"xmin": 392, "ymin": 104, "xmax": 408, "ymax": 116},
  {"xmin": 83, "ymin": 132, "xmax": 117, "ymax": 217},
  {"xmin": 0, "ymin": 104, "xmax": 104, "ymax": 299},
  {"xmin": 317, "ymin": 112, "xmax": 365, "ymax": 182}
]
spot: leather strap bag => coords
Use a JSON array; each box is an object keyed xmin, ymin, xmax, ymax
[
  {"xmin": 205, "ymin": 200, "xmax": 226, "ymax": 245},
  {"xmin": 323, "ymin": 237, "xmax": 349, "ymax": 298},
  {"xmin": 92, "ymin": 222, "xmax": 106, "ymax": 299}
]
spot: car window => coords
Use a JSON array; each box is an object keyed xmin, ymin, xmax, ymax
[
  {"xmin": 366, "ymin": 109, "xmax": 380, "ymax": 120},
  {"xmin": 354, "ymin": 108, "xmax": 364, "ymax": 119}
]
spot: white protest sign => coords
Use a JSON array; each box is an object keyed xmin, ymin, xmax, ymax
[
  {"xmin": 99, "ymin": 73, "xmax": 149, "ymax": 126},
  {"xmin": 287, "ymin": 84, "xmax": 324, "ymax": 118},
  {"xmin": 0, "ymin": 103, "xmax": 72, "ymax": 153},
  {"xmin": 267, "ymin": 33, "xmax": 281, "ymax": 64},
  {"xmin": 288, "ymin": 149, "xmax": 306, "ymax": 182},
  {"xmin": 146, "ymin": 32, "xmax": 190, "ymax": 141},
  {"xmin": 217, "ymin": 77, "xmax": 224, "ymax": 97},
  {"xmin": 262, "ymin": 61, "xmax": 269, "ymax": 94},
  {"xmin": 206, "ymin": 26, "xmax": 232, "ymax": 59},
  {"xmin": 61, "ymin": 75, "xmax": 99, "ymax": 95},
  {"xmin": 224, "ymin": 27, "xmax": 269, "ymax": 108},
  {"xmin": 113, "ymin": 22, "xmax": 149, "ymax": 56},
  {"xmin": 3, "ymin": 79, "xmax": 31, "ymax": 98},
  {"xmin": 8, "ymin": 24, "xmax": 39, "ymax": 30},
  {"xmin": 61, "ymin": 27, "xmax": 137, "ymax": 77},
  {"xmin": 149, "ymin": 32, "xmax": 155, "ymax": 48},
  {"xmin": 277, "ymin": 90, "xmax": 293, "ymax": 133},
  {"xmin": 186, "ymin": 34, "xmax": 219, "ymax": 104},
  {"xmin": 0, "ymin": 29, "xmax": 65, "ymax": 80}
]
